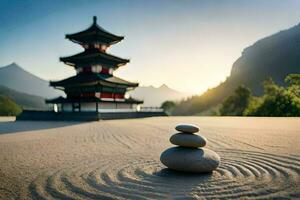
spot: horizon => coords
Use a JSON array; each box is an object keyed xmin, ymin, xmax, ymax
[{"xmin": 1, "ymin": 0, "xmax": 300, "ymax": 94}]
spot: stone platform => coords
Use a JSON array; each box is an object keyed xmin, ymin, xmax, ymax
[{"xmin": 16, "ymin": 110, "xmax": 167, "ymax": 121}]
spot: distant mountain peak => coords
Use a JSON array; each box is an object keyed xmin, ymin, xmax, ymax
[
  {"xmin": 159, "ymin": 84, "xmax": 169, "ymax": 89},
  {"xmin": 1, "ymin": 62, "xmax": 28, "ymax": 74},
  {"xmin": 9, "ymin": 62, "xmax": 18, "ymax": 66},
  {"xmin": 0, "ymin": 62, "xmax": 44, "ymax": 82},
  {"xmin": 0, "ymin": 63, "xmax": 63, "ymax": 98},
  {"xmin": 1, "ymin": 62, "xmax": 19, "ymax": 69},
  {"xmin": 129, "ymin": 84, "xmax": 190, "ymax": 107}
]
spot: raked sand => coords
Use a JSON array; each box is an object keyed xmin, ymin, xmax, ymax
[{"xmin": 0, "ymin": 117, "xmax": 299, "ymax": 199}]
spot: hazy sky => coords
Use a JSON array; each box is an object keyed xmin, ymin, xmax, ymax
[{"xmin": 1, "ymin": 0, "xmax": 300, "ymax": 94}]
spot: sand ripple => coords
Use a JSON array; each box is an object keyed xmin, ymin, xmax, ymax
[{"xmin": 28, "ymin": 150, "xmax": 300, "ymax": 199}]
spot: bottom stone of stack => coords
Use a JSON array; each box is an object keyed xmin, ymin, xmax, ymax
[{"xmin": 160, "ymin": 147, "xmax": 220, "ymax": 173}]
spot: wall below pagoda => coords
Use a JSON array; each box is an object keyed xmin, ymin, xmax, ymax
[{"xmin": 61, "ymin": 102, "xmax": 137, "ymax": 112}]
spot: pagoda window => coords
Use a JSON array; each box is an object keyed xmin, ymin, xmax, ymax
[
  {"xmin": 90, "ymin": 43, "xmax": 108, "ymax": 52},
  {"xmin": 91, "ymin": 65, "xmax": 102, "ymax": 73},
  {"xmin": 95, "ymin": 92, "xmax": 101, "ymax": 98},
  {"xmin": 94, "ymin": 43, "xmax": 100, "ymax": 49},
  {"xmin": 100, "ymin": 44, "xmax": 108, "ymax": 52},
  {"xmin": 100, "ymin": 67, "xmax": 113, "ymax": 74},
  {"xmin": 54, "ymin": 104, "xmax": 58, "ymax": 112}
]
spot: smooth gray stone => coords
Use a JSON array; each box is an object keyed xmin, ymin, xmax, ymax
[
  {"xmin": 170, "ymin": 133, "xmax": 206, "ymax": 147},
  {"xmin": 175, "ymin": 124, "xmax": 199, "ymax": 134},
  {"xmin": 160, "ymin": 147, "xmax": 220, "ymax": 173}
]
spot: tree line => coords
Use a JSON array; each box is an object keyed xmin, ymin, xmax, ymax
[{"xmin": 162, "ymin": 74, "xmax": 300, "ymax": 117}]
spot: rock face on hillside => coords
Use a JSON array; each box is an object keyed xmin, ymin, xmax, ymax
[
  {"xmin": 173, "ymin": 23, "xmax": 300, "ymax": 115},
  {"xmin": 230, "ymin": 23, "xmax": 300, "ymax": 94},
  {"xmin": 0, "ymin": 63, "xmax": 63, "ymax": 98}
]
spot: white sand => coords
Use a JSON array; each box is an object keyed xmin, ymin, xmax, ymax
[{"xmin": 0, "ymin": 117, "xmax": 299, "ymax": 199}]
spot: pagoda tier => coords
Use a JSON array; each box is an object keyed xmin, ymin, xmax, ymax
[
  {"xmin": 60, "ymin": 48, "xmax": 129, "ymax": 68},
  {"xmin": 66, "ymin": 16, "xmax": 124, "ymax": 46},
  {"xmin": 50, "ymin": 73, "xmax": 138, "ymax": 88}
]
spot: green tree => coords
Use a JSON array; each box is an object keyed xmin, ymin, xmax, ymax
[
  {"xmin": 0, "ymin": 95, "xmax": 22, "ymax": 116},
  {"xmin": 161, "ymin": 101, "xmax": 176, "ymax": 115},
  {"xmin": 244, "ymin": 76, "xmax": 300, "ymax": 116},
  {"xmin": 285, "ymin": 74, "xmax": 300, "ymax": 97},
  {"xmin": 219, "ymin": 85, "xmax": 252, "ymax": 116}
]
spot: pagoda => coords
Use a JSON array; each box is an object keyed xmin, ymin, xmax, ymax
[{"xmin": 46, "ymin": 16, "xmax": 143, "ymax": 113}]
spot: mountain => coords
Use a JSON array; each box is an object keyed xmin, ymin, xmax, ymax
[
  {"xmin": 0, "ymin": 63, "xmax": 63, "ymax": 98},
  {"xmin": 129, "ymin": 84, "xmax": 190, "ymax": 107},
  {"xmin": 0, "ymin": 85, "xmax": 48, "ymax": 110},
  {"xmin": 173, "ymin": 23, "xmax": 300, "ymax": 115},
  {"xmin": 230, "ymin": 23, "xmax": 300, "ymax": 94}
]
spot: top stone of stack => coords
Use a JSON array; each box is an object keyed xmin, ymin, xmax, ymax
[{"xmin": 175, "ymin": 124, "xmax": 199, "ymax": 134}]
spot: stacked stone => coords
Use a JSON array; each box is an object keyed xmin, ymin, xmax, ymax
[{"xmin": 160, "ymin": 124, "xmax": 220, "ymax": 173}]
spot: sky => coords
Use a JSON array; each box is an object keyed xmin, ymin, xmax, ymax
[{"xmin": 1, "ymin": 0, "xmax": 300, "ymax": 94}]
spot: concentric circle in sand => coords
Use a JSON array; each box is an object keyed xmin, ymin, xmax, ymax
[{"xmin": 28, "ymin": 150, "xmax": 300, "ymax": 199}]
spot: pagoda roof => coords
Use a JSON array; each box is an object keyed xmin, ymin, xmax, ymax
[
  {"xmin": 50, "ymin": 73, "xmax": 138, "ymax": 88},
  {"xmin": 60, "ymin": 49, "xmax": 129, "ymax": 67},
  {"xmin": 65, "ymin": 16, "xmax": 124, "ymax": 45},
  {"xmin": 46, "ymin": 96, "xmax": 143, "ymax": 104}
]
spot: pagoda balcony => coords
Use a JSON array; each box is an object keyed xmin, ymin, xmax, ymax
[
  {"xmin": 76, "ymin": 65, "xmax": 114, "ymax": 75},
  {"xmin": 46, "ymin": 96, "xmax": 144, "ymax": 113},
  {"xmin": 46, "ymin": 96, "xmax": 143, "ymax": 104}
]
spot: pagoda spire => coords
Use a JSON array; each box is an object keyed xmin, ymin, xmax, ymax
[
  {"xmin": 93, "ymin": 16, "xmax": 97, "ymax": 25},
  {"xmin": 65, "ymin": 16, "xmax": 124, "ymax": 46}
]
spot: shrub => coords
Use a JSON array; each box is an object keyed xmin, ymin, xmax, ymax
[
  {"xmin": 0, "ymin": 95, "xmax": 22, "ymax": 116},
  {"xmin": 161, "ymin": 101, "xmax": 176, "ymax": 115},
  {"xmin": 244, "ymin": 77, "xmax": 300, "ymax": 116},
  {"xmin": 219, "ymin": 85, "xmax": 252, "ymax": 116}
]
